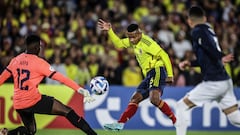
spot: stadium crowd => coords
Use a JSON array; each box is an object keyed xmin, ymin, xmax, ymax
[{"xmin": 0, "ymin": 0, "xmax": 240, "ymax": 87}]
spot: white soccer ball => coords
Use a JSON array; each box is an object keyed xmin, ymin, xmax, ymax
[{"xmin": 90, "ymin": 76, "xmax": 109, "ymax": 95}]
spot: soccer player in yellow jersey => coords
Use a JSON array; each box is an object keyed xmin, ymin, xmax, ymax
[{"xmin": 98, "ymin": 19, "xmax": 176, "ymax": 131}]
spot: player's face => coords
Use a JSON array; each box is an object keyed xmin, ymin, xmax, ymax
[
  {"xmin": 187, "ymin": 16, "xmax": 207, "ymax": 28},
  {"xmin": 126, "ymin": 31, "xmax": 142, "ymax": 44},
  {"xmin": 187, "ymin": 18, "xmax": 194, "ymax": 28},
  {"xmin": 34, "ymin": 42, "xmax": 41, "ymax": 55}
]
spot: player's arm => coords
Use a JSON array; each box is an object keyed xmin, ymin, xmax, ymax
[
  {"xmin": 38, "ymin": 60, "xmax": 81, "ymax": 91},
  {"xmin": 178, "ymin": 59, "xmax": 199, "ymax": 71},
  {"xmin": 0, "ymin": 68, "xmax": 12, "ymax": 86},
  {"xmin": 108, "ymin": 29, "xmax": 129, "ymax": 48},
  {"xmin": 0, "ymin": 58, "xmax": 14, "ymax": 86},
  {"xmin": 49, "ymin": 71, "xmax": 79, "ymax": 91},
  {"xmin": 50, "ymin": 72, "xmax": 95, "ymax": 103},
  {"xmin": 38, "ymin": 59, "xmax": 94, "ymax": 103},
  {"xmin": 98, "ymin": 19, "xmax": 129, "ymax": 48}
]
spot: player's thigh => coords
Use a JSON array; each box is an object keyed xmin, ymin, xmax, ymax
[
  {"xmin": 136, "ymin": 67, "xmax": 166, "ymax": 100},
  {"xmin": 34, "ymin": 95, "xmax": 71, "ymax": 115},
  {"xmin": 136, "ymin": 75, "xmax": 150, "ymax": 100},
  {"xmin": 51, "ymin": 98, "xmax": 72, "ymax": 115},
  {"xmin": 187, "ymin": 80, "xmax": 229, "ymax": 106},
  {"xmin": 218, "ymin": 79, "xmax": 238, "ymax": 111},
  {"xmin": 33, "ymin": 95, "xmax": 54, "ymax": 114}
]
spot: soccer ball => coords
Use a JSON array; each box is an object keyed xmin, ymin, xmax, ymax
[{"xmin": 90, "ymin": 76, "xmax": 109, "ymax": 95}]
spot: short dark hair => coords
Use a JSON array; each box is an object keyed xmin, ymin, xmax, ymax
[
  {"xmin": 188, "ymin": 6, "xmax": 205, "ymax": 18},
  {"xmin": 127, "ymin": 24, "xmax": 139, "ymax": 32},
  {"xmin": 26, "ymin": 34, "xmax": 40, "ymax": 46}
]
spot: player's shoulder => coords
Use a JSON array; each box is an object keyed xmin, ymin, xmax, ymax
[
  {"xmin": 21, "ymin": 53, "xmax": 49, "ymax": 65},
  {"xmin": 9, "ymin": 53, "xmax": 24, "ymax": 64},
  {"xmin": 193, "ymin": 24, "xmax": 210, "ymax": 33},
  {"xmin": 141, "ymin": 34, "xmax": 154, "ymax": 46},
  {"xmin": 35, "ymin": 56, "xmax": 49, "ymax": 65}
]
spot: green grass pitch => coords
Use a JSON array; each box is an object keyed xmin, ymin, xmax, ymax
[{"xmin": 35, "ymin": 129, "xmax": 240, "ymax": 135}]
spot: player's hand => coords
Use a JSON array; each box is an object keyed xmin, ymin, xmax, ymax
[
  {"xmin": 165, "ymin": 77, "xmax": 174, "ymax": 84},
  {"xmin": 77, "ymin": 88, "xmax": 95, "ymax": 103},
  {"xmin": 222, "ymin": 53, "xmax": 234, "ymax": 64},
  {"xmin": 83, "ymin": 96, "xmax": 96, "ymax": 104},
  {"xmin": 98, "ymin": 19, "xmax": 111, "ymax": 31},
  {"xmin": 178, "ymin": 60, "xmax": 191, "ymax": 71}
]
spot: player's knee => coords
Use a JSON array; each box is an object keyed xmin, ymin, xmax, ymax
[
  {"xmin": 176, "ymin": 99, "xmax": 185, "ymax": 109},
  {"xmin": 177, "ymin": 98, "xmax": 195, "ymax": 109},
  {"xmin": 227, "ymin": 110, "xmax": 240, "ymax": 127},
  {"xmin": 150, "ymin": 98, "xmax": 160, "ymax": 106}
]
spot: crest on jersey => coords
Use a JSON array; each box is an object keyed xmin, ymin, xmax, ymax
[
  {"xmin": 198, "ymin": 38, "xmax": 202, "ymax": 45},
  {"xmin": 49, "ymin": 66, "xmax": 55, "ymax": 71}
]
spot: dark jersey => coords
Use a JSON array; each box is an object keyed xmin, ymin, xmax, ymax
[{"xmin": 190, "ymin": 23, "xmax": 229, "ymax": 81}]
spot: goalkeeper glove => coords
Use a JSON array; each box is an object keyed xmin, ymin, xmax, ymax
[{"xmin": 77, "ymin": 88, "xmax": 95, "ymax": 103}]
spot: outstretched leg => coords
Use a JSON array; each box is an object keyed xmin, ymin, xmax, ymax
[
  {"xmin": 150, "ymin": 90, "xmax": 176, "ymax": 124},
  {"xmin": 118, "ymin": 92, "xmax": 143, "ymax": 123},
  {"xmin": 104, "ymin": 92, "xmax": 143, "ymax": 131},
  {"xmin": 51, "ymin": 99, "xmax": 97, "ymax": 135}
]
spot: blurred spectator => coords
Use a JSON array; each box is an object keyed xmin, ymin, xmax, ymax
[
  {"xmin": 19, "ymin": 18, "xmax": 37, "ymax": 36},
  {"xmin": 83, "ymin": 36, "xmax": 104, "ymax": 56},
  {"xmin": 64, "ymin": 55, "xmax": 78, "ymax": 81},
  {"xmin": 133, "ymin": 0, "xmax": 149, "ymax": 23},
  {"xmin": 157, "ymin": 17, "xmax": 175, "ymax": 48},
  {"xmin": 98, "ymin": 56, "xmax": 121, "ymax": 85},
  {"xmin": 0, "ymin": 0, "xmax": 240, "ymax": 86},
  {"xmin": 122, "ymin": 58, "xmax": 143, "ymax": 87},
  {"xmin": 13, "ymin": 36, "xmax": 25, "ymax": 55},
  {"xmin": 108, "ymin": 0, "xmax": 127, "ymax": 21},
  {"xmin": 2, "ymin": 8, "xmax": 19, "ymax": 31},
  {"xmin": 40, "ymin": 21, "xmax": 51, "ymax": 45},
  {"xmin": 76, "ymin": 60, "xmax": 91, "ymax": 86},
  {"xmin": 88, "ymin": 54, "xmax": 100, "ymax": 78},
  {"xmin": 46, "ymin": 57, "xmax": 67, "ymax": 85},
  {"xmin": 172, "ymin": 30, "xmax": 192, "ymax": 59}
]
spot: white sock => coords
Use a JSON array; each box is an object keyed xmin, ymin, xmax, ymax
[
  {"xmin": 175, "ymin": 99, "xmax": 190, "ymax": 135},
  {"xmin": 227, "ymin": 110, "xmax": 240, "ymax": 127}
]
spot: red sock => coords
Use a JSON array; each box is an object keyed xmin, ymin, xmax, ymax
[
  {"xmin": 158, "ymin": 100, "xmax": 176, "ymax": 124},
  {"xmin": 118, "ymin": 103, "xmax": 138, "ymax": 123}
]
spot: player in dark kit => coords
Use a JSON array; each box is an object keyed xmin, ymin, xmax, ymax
[
  {"xmin": 0, "ymin": 35, "xmax": 96, "ymax": 135},
  {"xmin": 175, "ymin": 6, "xmax": 240, "ymax": 135}
]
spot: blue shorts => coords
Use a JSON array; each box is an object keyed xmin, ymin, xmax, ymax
[{"xmin": 137, "ymin": 67, "xmax": 167, "ymax": 99}]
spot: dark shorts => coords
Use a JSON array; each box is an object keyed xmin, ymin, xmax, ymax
[
  {"xmin": 137, "ymin": 67, "xmax": 167, "ymax": 99},
  {"xmin": 17, "ymin": 95, "xmax": 54, "ymax": 114}
]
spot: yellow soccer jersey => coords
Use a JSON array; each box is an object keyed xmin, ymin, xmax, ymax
[{"xmin": 108, "ymin": 28, "xmax": 173, "ymax": 77}]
